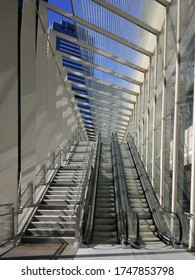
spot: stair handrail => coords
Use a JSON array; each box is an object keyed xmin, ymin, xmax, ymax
[
  {"xmin": 19, "ymin": 129, "xmax": 80, "ymax": 209},
  {"xmin": 16, "ymin": 130, "xmax": 80, "ymax": 243},
  {"xmin": 126, "ymin": 133, "xmax": 182, "ymax": 247},
  {"xmin": 112, "ymin": 133, "xmax": 139, "ymax": 247},
  {"xmin": 82, "ymin": 133, "xmax": 101, "ymax": 244},
  {"xmin": 71, "ymin": 143, "xmax": 94, "ymax": 218},
  {"xmin": 74, "ymin": 143, "xmax": 95, "ymax": 243},
  {"xmin": 61, "ymin": 128, "xmax": 81, "ymax": 165}
]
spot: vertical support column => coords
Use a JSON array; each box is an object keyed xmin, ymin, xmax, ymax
[
  {"xmin": 141, "ymin": 80, "xmax": 145, "ymax": 161},
  {"xmin": 160, "ymin": 11, "xmax": 168, "ymax": 207},
  {"xmin": 139, "ymin": 88, "xmax": 143, "ymax": 155},
  {"xmin": 146, "ymin": 66, "xmax": 151, "ymax": 172},
  {"xmin": 131, "ymin": 105, "xmax": 135, "ymax": 141},
  {"xmin": 171, "ymin": 0, "xmax": 181, "ymax": 214},
  {"xmin": 189, "ymin": 63, "xmax": 195, "ymax": 249},
  {"xmin": 133, "ymin": 103, "xmax": 136, "ymax": 141},
  {"xmin": 152, "ymin": 44, "xmax": 158, "ymax": 187},
  {"xmin": 135, "ymin": 95, "xmax": 139, "ymax": 147}
]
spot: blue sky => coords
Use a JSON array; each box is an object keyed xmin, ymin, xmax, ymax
[{"xmin": 48, "ymin": 0, "xmax": 73, "ymax": 27}]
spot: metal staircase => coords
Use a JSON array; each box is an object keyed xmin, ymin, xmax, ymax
[
  {"xmin": 92, "ymin": 144, "xmax": 118, "ymax": 244},
  {"xmin": 22, "ymin": 141, "xmax": 94, "ymax": 244},
  {"xmin": 119, "ymin": 143, "xmax": 165, "ymax": 247}
]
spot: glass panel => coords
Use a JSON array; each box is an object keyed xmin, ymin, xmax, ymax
[
  {"xmin": 139, "ymin": 87, "xmax": 144, "ymax": 158},
  {"xmin": 148, "ymin": 98, "xmax": 153, "ymax": 181},
  {"xmin": 84, "ymin": 80, "xmax": 136, "ymax": 102},
  {"xmin": 72, "ymin": 0, "xmax": 156, "ymax": 53},
  {"xmin": 80, "ymin": 49, "xmax": 145, "ymax": 82},
  {"xmin": 154, "ymin": 82, "xmax": 162, "ymax": 199},
  {"xmin": 92, "ymin": 69, "xmax": 140, "ymax": 92},
  {"xmin": 75, "ymin": 23, "xmax": 149, "ymax": 69},
  {"xmin": 105, "ymin": 0, "xmax": 166, "ymax": 31},
  {"xmin": 154, "ymin": 21, "xmax": 164, "ymax": 199},
  {"xmin": 147, "ymin": 50, "xmax": 156, "ymax": 182},
  {"xmin": 177, "ymin": 0, "xmax": 195, "ymax": 244},
  {"xmin": 164, "ymin": 0, "xmax": 177, "ymax": 211},
  {"xmin": 141, "ymin": 71, "xmax": 149, "ymax": 165}
]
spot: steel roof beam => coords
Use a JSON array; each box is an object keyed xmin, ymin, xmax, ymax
[
  {"xmin": 52, "ymin": 30, "xmax": 147, "ymax": 73},
  {"xmin": 76, "ymin": 100, "xmax": 130, "ymax": 120},
  {"xmin": 154, "ymin": 0, "xmax": 171, "ymax": 7},
  {"xmin": 82, "ymin": 119, "xmax": 127, "ymax": 134},
  {"xmin": 60, "ymin": 59, "xmax": 139, "ymax": 98},
  {"xmin": 84, "ymin": 118, "xmax": 126, "ymax": 133},
  {"xmin": 77, "ymin": 106, "xmax": 128, "ymax": 127},
  {"xmin": 97, "ymin": 128, "xmax": 125, "ymax": 137},
  {"xmin": 77, "ymin": 102, "xmax": 128, "ymax": 123},
  {"xmin": 92, "ymin": 0, "xmax": 159, "ymax": 36},
  {"xmin": 61, "ymin": 52, "xmax": 142, "ymax": 86},
  {"xmin": 72, "ymin": 91, "xmax": 133, "ymax": 115},
  {"xmin": 62, "ymin": 57, "xmax": 142, "ymax": 86},
  {"xmin": 47, "ymin": 3, "xmax": 152, "ymax": 57},
  {"xmin": 85, "ymin": 120, "xmax": 127, "ymax": 133},
  {"xmin": 77, "ymin": 102, "xmax": 130, "ymax": 121},
  {"xmin": 65, "ymin": 68, "xmax": 140, "ymax": 96},
  {"xmin": 78, "ymin": 109, "xmax": 128, "ymax": 128},
  {"xmin": 66, "ymin": 80, "xmax": 137, "ymax": 104}
]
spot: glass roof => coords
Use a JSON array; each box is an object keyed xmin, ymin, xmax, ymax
[{"xmin": 47, "ymin": 0, "xmax": 169, "ymax": 140}]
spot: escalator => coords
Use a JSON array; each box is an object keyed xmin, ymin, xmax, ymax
[
  {"xmin": 79, "ymin": 134, "xmax": 182, "ymax": 249},
  {"xmin": 119, "ymin": 143, "xmax": 165, "ymax": 247},
  {"xmin": 82, "ymin": 135, "xmax": 139, "ymax": 247},
  {"xmin": 125, "ymin": 134, "xmax": 183, "ymax": 248},
  {"xmin": 92, "ymin": 144, "xmax": 118, "ymax": 244}
]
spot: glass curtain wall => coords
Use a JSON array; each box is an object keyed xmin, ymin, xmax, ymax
[
  {"xmin": 154, "ymin": 22, "xmax": 164, "ymax": 199},
  {"xmin": 131, "ymin": 0, "xmax": 195, "ymax": 246},
  {"xmin": 163, "ymin": 0, "xmax": 177, "ymax": 211},
  {"xmin": 177, "ymin": 0, "xmax": 195, "ymax": 244}
]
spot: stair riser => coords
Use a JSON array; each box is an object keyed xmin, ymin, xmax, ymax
[
  {"xmin": 33, "ymin": 216, "xmax": 76, "ymax": 222},
  {"xmin": 26, "ymin": 229, "xmax": 75, "ymax": 237},
  {"xmin": 29, "ymin": 223, "xmax": 76, "ymax": 229},
  {"xmin": 36, "ymin": 210, "xmax": 75, "ymax": 216},
  {"xmin": 44, "ymin": 195, "xmax": 81, "ymax": 200},
  {"xmin": 40, "ymin": 202, "xmax": 76, "ymax": 209}
]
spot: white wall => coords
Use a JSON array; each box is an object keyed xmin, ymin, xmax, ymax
[{"xmin": 0, "ymin": 1, "xmax": 18, "ymax": 233}]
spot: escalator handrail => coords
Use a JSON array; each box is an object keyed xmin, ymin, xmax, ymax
[
  {"xmin": 82, "ymin": 133, "xmax": 101, "ymax": 244},
  {"xmin": 115, "ymin": 133, "xmax": 139, "ymax": 246},
  {"xmin": 111, "ymin": 136, "xmax": 123, "ymax": 243},
  {"xmin": 127, "ymin": 134, "xmax": 182, "ymax": 246},
  {"xmin": 161, "ymin": 208, "xmax": 183, "ymax": 244},
  {"xmin": 111, "ymin": 133, "xmax": 139, "ymax": 247}
]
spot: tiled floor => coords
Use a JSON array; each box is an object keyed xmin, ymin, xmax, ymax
[
  {"xmin": 0, "ymin": 241, "xmax": 78, "ymax": 260},
  {"xmin": 74, "ymin": 243, "xmax": 195, "ymax": 260},
  {"xmin": 1, "ymin": 242, "xmax": 195, "ymax": 260}
]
